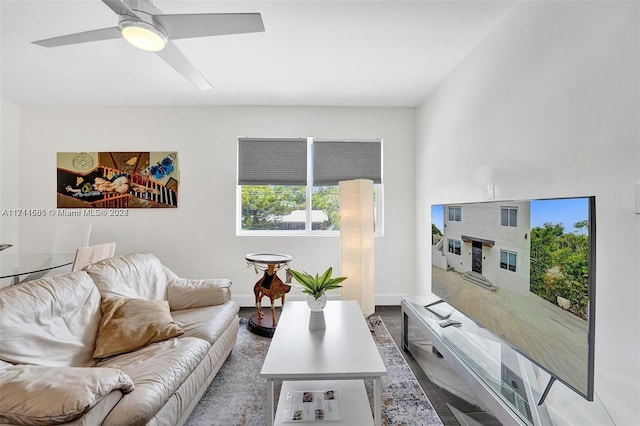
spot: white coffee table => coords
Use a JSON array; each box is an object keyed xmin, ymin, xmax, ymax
[{"xmin": 260, "ymin": 300, "xmax": 387, "ymax": 425}]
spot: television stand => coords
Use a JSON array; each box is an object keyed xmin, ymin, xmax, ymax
[{"xmin": 401, "ymin": 295, "xmax": 552, "ymax": 426}]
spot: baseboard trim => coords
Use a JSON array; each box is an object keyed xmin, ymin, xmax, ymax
[{"xmin": 232, "ymin": 293, "xmax": 409, "ymax": 308}]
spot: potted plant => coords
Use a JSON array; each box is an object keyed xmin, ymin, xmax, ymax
[
  {"xmin": 289, "ymin": 267, "xmax": 347, "ymax": 312},
  {"xmin": 289, "ymin": 267, "xmax": 347, "ymax": 330}
]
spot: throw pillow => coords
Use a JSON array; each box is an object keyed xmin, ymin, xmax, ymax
[{"xmin": 94, "ymin": 297, "xmax": 184, "ymax": 359}]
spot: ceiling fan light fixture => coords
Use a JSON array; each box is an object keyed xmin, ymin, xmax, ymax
[{"xmin": 119, "ymin": 19, "xmax": 167, "ymax": 52}]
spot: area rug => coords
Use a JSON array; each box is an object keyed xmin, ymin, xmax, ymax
[{"xmin": 185, "ymin": 315, "xmax": 443, "ymax": 426}]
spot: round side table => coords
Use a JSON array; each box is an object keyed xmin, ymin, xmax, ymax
[{"xmin": 245, "ymin": 253, "xmax": 293, "ymax": 337}]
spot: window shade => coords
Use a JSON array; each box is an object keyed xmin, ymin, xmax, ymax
[
  {"xmin": 238, "ymin": 138, "xmax": 307, "ymax": 185},
  {"xmin": 313, "ymin": 140, "xmax": 382, "ymax": 186}
]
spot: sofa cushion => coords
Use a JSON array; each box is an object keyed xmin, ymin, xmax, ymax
[
  {"xmin": 147, "ymin": 317, "xmax": 239, "ymax": 426},
  {"xmin": 94, "ymin": 297, "xmax": 184, "ymax": 359},
  {"xmin": 94, "ymin": 336, "xmax": 210, "ymax": 426},
  {"xmin": 171, "ymin": 301, "xmax": 239, "ymax": 344},
  {"xmin": 0, "ymin": 271, "xmax": 101, "ymax": 367},
  {"xmin": 166, "ymin": 275, "xmax": 232, "ymax": 311},
  {"xmin": 0, "ymin": 365, "xmax": 133, "ymax": 426},
  {"xmin": 84, "ymin": 253, "xmax": 169, "ymax": 301}
]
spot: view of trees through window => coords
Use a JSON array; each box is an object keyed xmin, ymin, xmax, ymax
[
  {"xmin": 312, "ymin": 186, "xmax": 340, "ymax": 230},
  {"xmin": 241, "ymin": 185, "xmax": 377, "ymax": 232},
  {"xmin": 241, "ymin": 185, "xmax": 305, "ymax": 230}
]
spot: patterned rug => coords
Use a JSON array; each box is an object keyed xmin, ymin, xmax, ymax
[{"xmin": 185, "ymin": 315, "xmax": 443, "ymax": 426}]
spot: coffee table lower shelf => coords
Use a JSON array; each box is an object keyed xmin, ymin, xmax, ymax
[{"xmin": 274, "ymin": 380, "xmax": 374, "ymax": 426}]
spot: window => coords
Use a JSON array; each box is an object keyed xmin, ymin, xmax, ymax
[
  {"xmin": 238, "ymin": 138, "xmax": 382, "ymax": 234},
  {"xmin": 501, "ymin": 207, "xmax": 518, "ymax": 227},
  {"xmin": 448, "ymin": 206, "xmax": 461, "ymax": 222},
  {"xmin": 448, "ymin": 239, "xmax": 461, "ymax": 255},
  {"xmin": 500, "ymin": 250, "xmax": 517, "ymax": 272}
]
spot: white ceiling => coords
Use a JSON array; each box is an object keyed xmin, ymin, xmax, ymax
[{"xmin": 0, "ymin": 0, "xmax": 516, "ymax": 107}]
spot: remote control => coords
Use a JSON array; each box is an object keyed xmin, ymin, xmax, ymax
[{"xmin": 439, "ymin": 319, "xmax": 462, "ymax": 328}]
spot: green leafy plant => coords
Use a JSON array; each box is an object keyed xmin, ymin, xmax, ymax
[{"xmin": 288, "ymin": 267, "xmax": 347, "ymax": 300}]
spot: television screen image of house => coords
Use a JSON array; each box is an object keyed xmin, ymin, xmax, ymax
[
  {"xmin": 57, "ymin": 152, "xmax": 179, "ymax": 208},
  {"xmin": 431, "ymin": 197, "xmax": 594, "ymax": 399}
]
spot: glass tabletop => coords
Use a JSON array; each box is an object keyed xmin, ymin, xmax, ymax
[
  {"xmin": 245, "ymin": 253, "xmax": 293, "ymax": 265},
  {"xmin": 0, "ymin": 253, "xmax": 75, "ymax": 279}
]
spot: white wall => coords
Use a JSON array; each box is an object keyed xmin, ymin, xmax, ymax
[
  {"xmin": 416, "ymin": 2, "xmax": 639, "ymax": 425},
  {"xmin": 0, "ymin": 100, "xmax": 20, "ymax": 245},
  {"xmin": 5, "ymin": 105, "xmax": 416, "ymax": 306}
]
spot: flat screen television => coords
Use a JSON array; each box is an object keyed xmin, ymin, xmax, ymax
[{"xmin": 430, "ymin": 196, "xmax": 595, "ymax": 402}]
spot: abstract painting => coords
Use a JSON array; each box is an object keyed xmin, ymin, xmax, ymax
[{"xmin": 57, "ymin": 152, "xmax": 179, "ymax": 208}]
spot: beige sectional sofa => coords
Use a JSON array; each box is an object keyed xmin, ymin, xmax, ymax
[{"xmin": 0, "ymin": 253, "xmax": 239, "ymax": 426}]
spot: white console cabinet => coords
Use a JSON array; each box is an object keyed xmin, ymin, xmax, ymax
[{"xmin": 400, "ymin": 296, "xmax": 612, "ymax": 426}]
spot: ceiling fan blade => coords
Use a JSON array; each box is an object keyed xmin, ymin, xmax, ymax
[
  {"xmin": 155, "ymin": 41, "xmax": 212, "ymax": 91},
  {"xmin": 32, "ymin": 27, "xmax": 121, "ymax": 48},
  {"xmin": 102, "ymin": 0, "xmax": 138, "ymax": 17},
  {"xmin": 154, "ymin": 13, "xmax": 264, "ymax": 40}
]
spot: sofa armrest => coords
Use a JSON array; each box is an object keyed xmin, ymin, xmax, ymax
[
  {"xmin": 165, "ymin": 267, "xmax": 232, "ymax": 310},
  {"xmin": 0, "ymin": 365, "xmax": 133, "ymax": 426}
]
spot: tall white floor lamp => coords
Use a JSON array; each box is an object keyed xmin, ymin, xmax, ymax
[{"xmin": 339, "ymin": 179, "xmax": 375, "ymax": 317}]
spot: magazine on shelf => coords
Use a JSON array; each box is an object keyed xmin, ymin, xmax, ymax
[{"xmin": 281, "ymin": 388, "xmax": 342, "ymax": 422}]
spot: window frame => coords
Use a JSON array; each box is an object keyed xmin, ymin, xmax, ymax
[
  {"xmin": 448, "ymin": 238, "xmax": 461, "ymax": 255},
  {"xmin": 448, "ymin": 206, "xmax": 461, "ymax": 222},
  {"xmin": 500, "ymin": 249, "xmax": 517, "ymax": 272},
  {"xmin": 501, "ymin": 207, "xmax": 518, "ymax": 227},
  {"xmin": 237, "ymin": 138, "xmax": 384, "ymax": 236}
]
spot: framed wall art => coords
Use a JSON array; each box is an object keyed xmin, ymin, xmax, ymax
[{"xmin": 57, "ymin": 152, "xmax": 179, "ymax": 208}]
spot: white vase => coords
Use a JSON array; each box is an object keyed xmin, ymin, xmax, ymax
[
  {"xmin": 307, "ymin": 293, "xmax": 327, "ymax": 330},
  {"xmin": 306, "ymin": 293, "xmax": 328, "ymax": 312}
]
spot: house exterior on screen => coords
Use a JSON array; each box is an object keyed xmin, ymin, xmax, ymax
[{"xmin": 438, "ymin": 201, "xmax": 531, "ymax": 295}]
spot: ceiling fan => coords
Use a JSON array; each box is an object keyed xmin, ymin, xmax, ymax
[{"xmin": 32, "ymin": 0, "xmax": 265, "ymax": 90}]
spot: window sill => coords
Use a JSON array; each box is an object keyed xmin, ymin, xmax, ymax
[{"xmin": 237, "ymin": 231, "xmax": 383, "ymax": 237}]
